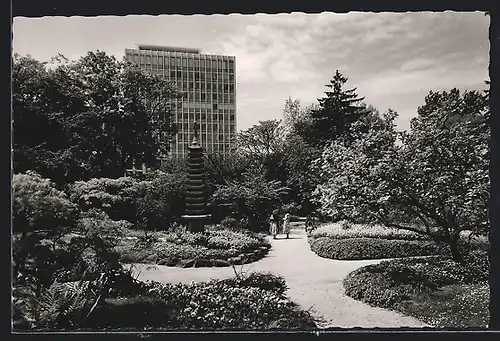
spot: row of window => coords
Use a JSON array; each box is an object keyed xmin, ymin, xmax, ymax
[
  {"xmin": 165, "ymin": 66, "xmax": 234, "ymax": 74},
  {"xmin": 174, "ymin": 83, "xmax": 235, "ymax": 94},
  {"xmin": 145, "ymin": 66, "xmax": 234, "ymax": 74},
  {"xmin": 177, "ymin": 124, "xmax": 235, "ymax": 133},
  {"xmin": 163, "ymin": 70, "xmax": 235, "ymax": 82},
  {"xmin": 177, "ymin": 93, "xmax": 235, "ymax": 104},
  {"xmin": 176, "ymin": 112, "xmax": 235, "ymax": 121},
  {"xmin": 173, "ymin": 144, "xmax": 232, "ymax": 154},
  {"xmin": 176, "ymin": 108, "xmax": 235, "ymax": 115},
  {"xmin": 177, "ymin": 131, "xmax": 233, "ymax": 140},
  {"xmin": 176, "ymin": 141, "xmax": 232, "ymax": 148},
  {"xmin": 177, "ymin": 103, "xmax": 234, "ymax": 111},
  {"xmin": 127, "ymin": 54, "xmax": 235, "ymax": 72}
]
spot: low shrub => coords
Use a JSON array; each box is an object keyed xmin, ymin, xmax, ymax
[
  {"xmin": 34, "ymin": 273, "xmax": 315, "ymax": 331},
  {"xmin": 309, "ymin": 237, "xmax": 448, "ymax": 260},
  {"xmin": 207, "ymin": 229, "xmax": 267, "ymax": 252},
  {"xmin": 343, "ymin": 255, "xmax": 489, "ymax": 327},
  {"xmin": 140, "ymin": 279, "xmax": 315, "ymax": 330},
  {"xmin": 219, "ymin": 217, "xmax": 240, "ymax": 230},
  {"xmin": 85, "ymin": 295, "xmax": 180, "ymax": 329},
  {"xmin": 115, "ymin": 228, "xmax": 271, "ymax": 267},
  {"xmin": 221, "ymin": 272, "xmax": 288, "ymax": 296},
  {"xmin": 13, "ymin": 171, "xmax": 78, "ymax": 235},
  {"xmin": 309, "ymin": 223, "xmax": 430, "ymax": 241}
]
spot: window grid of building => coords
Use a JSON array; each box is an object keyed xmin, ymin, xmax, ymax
[{"xmin": 124, "ymin": 45, "xmax": 237, "ymax": 160}]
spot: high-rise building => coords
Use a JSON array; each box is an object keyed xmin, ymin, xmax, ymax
[{"xmin": 124, "ymin": 44, "xmax": 237, "ymax": 160}]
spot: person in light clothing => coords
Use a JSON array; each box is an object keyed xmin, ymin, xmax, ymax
[
  {"xmin": 282, "ymin": 213, "xmax": 291, "ymax": 239},
  {"xmin": 269, "ymin": 214, "xmax": 278, "ymax": 239}
]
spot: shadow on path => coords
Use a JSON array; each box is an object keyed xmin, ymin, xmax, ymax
[{"xmin": 128, "ymin": 224, "xmax": 430, "ymax": 329}]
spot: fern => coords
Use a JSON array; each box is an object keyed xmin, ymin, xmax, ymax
[{"xmin": 20, "ymin": 272, "xmax": 109, "ymax": 329}]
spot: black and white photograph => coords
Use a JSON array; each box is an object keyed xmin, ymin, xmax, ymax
[{"xmin": 11, "ymin": 9, "xmax": 495, "ymax": 331}]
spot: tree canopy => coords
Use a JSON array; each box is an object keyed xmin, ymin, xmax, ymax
[
  {"xmin": 314, "ymin": 88, "xmax": 489, "ymax": 262},
  {"xmin": 13, "ymin": 51, "xmax": 180, "ymax": 185}
]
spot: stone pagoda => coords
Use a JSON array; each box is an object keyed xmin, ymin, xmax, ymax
[{"xmin": 182, "ymin": 121, "xmax": 210, "ymax": 233}]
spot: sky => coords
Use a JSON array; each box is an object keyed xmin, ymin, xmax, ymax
[{"xmin": 13, "ymin": 12, "xmax": 490, "ymax": 132}]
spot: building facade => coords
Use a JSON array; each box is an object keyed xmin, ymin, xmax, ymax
[{"xmin": 124, "ymin": 44, "xmax": 237, "ymax": 160}]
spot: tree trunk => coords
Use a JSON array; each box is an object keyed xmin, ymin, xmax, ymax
[{"xmin": 449, "ymin": 230, "xmax": 463, "ymax": 263}]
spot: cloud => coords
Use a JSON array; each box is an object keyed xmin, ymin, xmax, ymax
[
  {"xmin": 208, "ymin": 11, "xmax": 488, "ymax": 131},
  {"xmin": 13, "ymin": 12, "xmax": 489, "ymax": 132}
]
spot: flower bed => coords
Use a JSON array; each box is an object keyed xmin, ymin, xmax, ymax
[
  {"xmin": 115, "ymin": 227, "xmax": 271, "ymax": 268},
  {"xmin": 307, "ymin": 223, "xmax": 487, "ymax": 260},
  {"xmin": 342, "ymin": 252, "xmax": 489, "ymax": 327},
  {"xmin": 309, "ymin": 223, "xmax": 430, "ymax": 241},
  {"xmin": 84, "ymin": 273, "xmax": 316, "ymax": 330},
  {"xmin": 309, "ymin": 236, "xmax": 449, "ymax": 260}
]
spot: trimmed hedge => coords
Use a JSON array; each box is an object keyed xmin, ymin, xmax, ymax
[{"xmin": 309, "ymin": 236, "xmax": 449, "ymax": 260}]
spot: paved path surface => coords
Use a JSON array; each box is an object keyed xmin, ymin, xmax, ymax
[{"xmin": 128, "ymin": 224, "xmax": 429, "ymax": 328}]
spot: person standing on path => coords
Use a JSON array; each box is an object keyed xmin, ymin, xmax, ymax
[
  {"xmin": 269, "ymin": 214, "xmax": 278, "ymax": 239},
  {"xmin": 283, "ymin": 212, "xmax": 291, "ymax": 239}
]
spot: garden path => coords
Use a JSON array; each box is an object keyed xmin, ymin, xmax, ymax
[{"xmin": 128, "ymin": 224, "xmax": 430, "ymax": 328}]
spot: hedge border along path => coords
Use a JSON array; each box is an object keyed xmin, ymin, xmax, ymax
[
  {"xmin": 127, "ymin": 223, "xmax": 430, "ymax": 328},
  {"xmin": 309, "ymin": 236, "xmax": 449, "ymax": 260}
]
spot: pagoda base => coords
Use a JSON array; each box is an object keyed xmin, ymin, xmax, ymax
[{"xmin": 182, "ymin": 214, "xmax": 211, "ymax": 233}]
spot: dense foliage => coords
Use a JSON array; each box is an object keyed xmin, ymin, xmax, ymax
[
  {"xmin": 308, "ymin": 222, "xmax": 489, "ymax": 260},
  {"xmin": 314, "ymin": 89, "xmax": 490, "ymax": 262},
  {"xmin": 343, "ymin": 254, "xmax": 489, "ymax": 327},
  {"xmin": 210, "ymin": 166, "xmax": 289, "ymax": 232},
  {"xmin": 309, "ymin": 237, "xmax": 448, "ymax": 260},
  {"xmin": 13, "ymin": 52, "xmax": 179, "ymax": 185},
  {"xmin": 17, "ymin": 271, "xmax": 316, "ymax": 331},
  {"xmin": 67, "ymin": 172, "xmax": 187, "ymax": 230},
  {"xmin": 13, "ymin": 171, "xmax": 78, "ymax": 236},
  {"xmin": 115, "ymin": 226, "xmax": 271, "ymax": 267},
  {"xmin": 13, "ymin": 172, "xmax": 143, "ymax": 330},
  {"xmin": 309, "ymin": 223, "xmax": 430, "ymax": 241}
]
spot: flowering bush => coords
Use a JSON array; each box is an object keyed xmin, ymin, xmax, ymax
[
  {"xmin": 309, "ymin": 236, "xmax": 448, "ymax": 260},
  {"xmin": 207, "ymin": 229, "xmax": 267, "ymax": 252},
  {"xmin": 67, "ymin": 172, "xmax": 187, "ymax": 230},
  {"xmin": 115, "ymin": 228, "xmax": 270, "ymax": 267},
  {"xmin": 308, "ymin": 223, "xmax": 488, "ymax": 260},
  {"xmin": 140, "ymin": 279, "xmax": 315, "ymax": 330},
  {"xmin": 314, "ymin": 90, "xmax": 489, "ymax": 263},
  {"xmin": 79, "ymin": 273, "xmax": 315, "ymax": 330},
  {"xmin": 13, "ymin": 171, "xmax": 78, "ymax": 235},
  {"xmin": 221, "ymin": 272, "xmax": 288, "ymax": 296},
  {"xmin": 68, "ymin": 177, "xmax": 141, "ymax": 222},
  {"xmin": 309, "ymin": 223, "xmax": 430, "ymax": 241}
]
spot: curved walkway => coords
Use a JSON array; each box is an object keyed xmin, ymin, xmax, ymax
[{"xmin": 128, "ymin": 224, "xmax": 429, "ymax": 328}]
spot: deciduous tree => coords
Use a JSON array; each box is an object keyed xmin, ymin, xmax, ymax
[{"xmin": 314, "ymin": 89, "xmax": 489, "ymax": 262}]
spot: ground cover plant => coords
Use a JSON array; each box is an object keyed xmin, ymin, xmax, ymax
[
  {"xmin": 115, "ymin": 225, "xmax": 271, "ymax": 268},
  {"xmin": 343, "ymin": 251, "xmax": 489, "ymax": 328},
  {"xmin": 17, "ymin": 269, "xmax": 316, "ymax": 331},
  {"xmin": 307, "ymin": 222, "xmax": 451, "ymax": 260}
]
